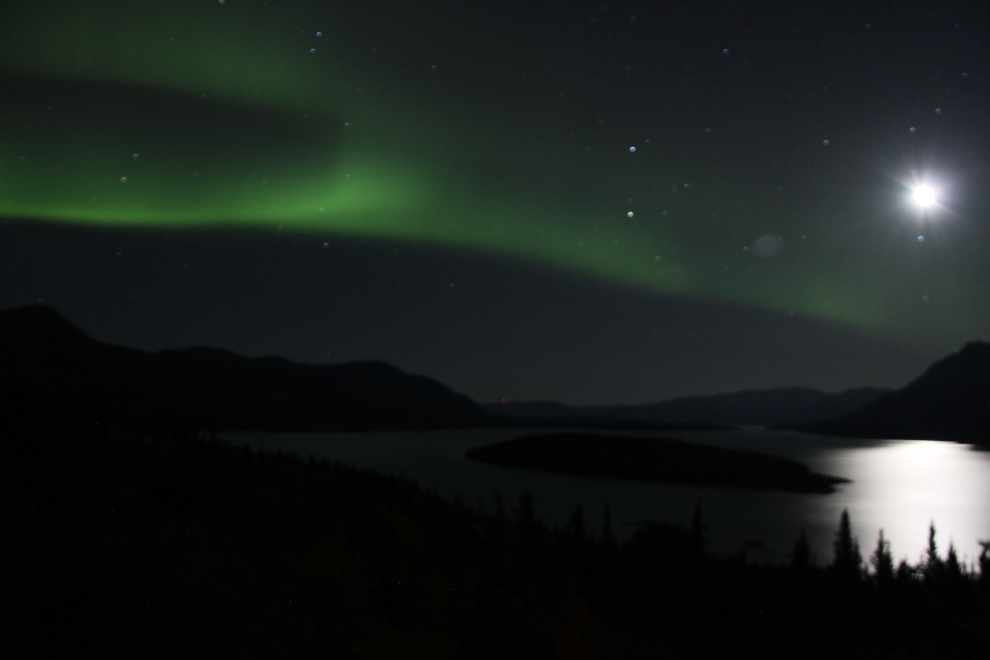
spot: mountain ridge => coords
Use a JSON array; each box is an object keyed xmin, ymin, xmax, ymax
[
  {"xmin": 9, "ymin": 304, "xmax": 986, "ymax": 440},
  {"xmin": 0, "ymin": 305, "xmax": 711, "ymax": 433},
  {"xmin": 804, "ymin": 341, "xmax": 990, "ymax": 444},
  {"xmin": 486, "ymin": 386, "xmax": 891, "ymax": 428},
  {"xmin": 0, "ymin": 305, "xmax": 488, "ymax": 431}
]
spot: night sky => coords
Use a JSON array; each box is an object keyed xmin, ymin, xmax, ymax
[{"xmin": 2, "ymin": 0, "xmax": 987, "ymax": 405}]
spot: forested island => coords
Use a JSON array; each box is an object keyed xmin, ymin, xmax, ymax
[{"xmin": 466, "ymin": 432, "xmax": 848, "ymax": 493}]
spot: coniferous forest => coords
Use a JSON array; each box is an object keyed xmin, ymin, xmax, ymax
[{"xmin": 2, "ymin": 389, "xmax": 988, "ymax": 659}]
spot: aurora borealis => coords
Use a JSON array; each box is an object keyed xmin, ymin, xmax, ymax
[{"xmin": 2, "ymin": 0, "xmax": 989, "ymax": 403}]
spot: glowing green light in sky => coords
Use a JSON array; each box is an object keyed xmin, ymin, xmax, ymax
[{"xmin": 1, "ymin": 1, "xmax": 986, "ymax": 354}]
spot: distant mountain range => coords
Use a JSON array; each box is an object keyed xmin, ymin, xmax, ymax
[
  {"xmin": 489, "ymin": 341, "xmax": 990, "ymax": 443},
  {"xmin": 0, "ymin": 305, "xmax": 488, "ymax": 431},
  {"xmin": 485, "ymin": 387, "xmax": 890, "ymax": 428},
  {"xmin": 803, "ymin": 341, "xmax": 990, "ymax": 445},
  {"xmin": 4, "ymin": 304, "xmax": 987, "ymax": 441},
  {"xmin": 0, "ymin": 305, "xmax": 707, "ymax": 433}
]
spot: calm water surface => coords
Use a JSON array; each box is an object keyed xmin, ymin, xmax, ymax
[{"xmin": 223, "ymin": 428, "xmax": 990, "ymax": 566}]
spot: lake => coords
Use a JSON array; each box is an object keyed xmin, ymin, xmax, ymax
[{"xmin": 222, "ymin": 427, "xmax": 990, "ymax": 567}]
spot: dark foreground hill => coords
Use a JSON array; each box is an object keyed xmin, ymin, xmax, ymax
[
  {"xmin": 0, "ymin": 304, "xmax": 488, "ymax": 431},
  {"xmin": 3, "ymin": 389, "xmax": 988, "ymax": 658},
  {"xmin": 805, "ymin": 341, "xmax": 990, "ymax": 444},
  {"xmin": 486, "ymin": 386, "xmax": 888, "ymax": 428},
  {"xmin": 466, "ymin": 433, "xmax": 847, "ymax": 493}
]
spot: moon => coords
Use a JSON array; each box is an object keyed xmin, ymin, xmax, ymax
[{"xmin": 910, "ymin": 184, "xmax": 938, "ymax": 208}]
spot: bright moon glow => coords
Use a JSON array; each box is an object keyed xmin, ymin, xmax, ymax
[{"xmin": 911, "ymin": 184, "xmax": 938, "ymax": 208}]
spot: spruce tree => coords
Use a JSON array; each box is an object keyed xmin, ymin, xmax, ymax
[
  {"xmin": 600, "ymin": 503, "xmax": 616, "ymax": 551},
  {"xmin": 979, "ymin": 541, "xmax": 990, "ymax": 589},
  {"xmin": 945, "ymin": 542, "xmax": 962, "ymax": 584},
  {"xmin": 870, "ymin": 529, "xmax": 894, "ymax": 586},
  {"xmin": 924, "ymin": 522, "xmax": 943, "ymax": 583},
  {"xmin": 568, "ymin": 504, "xmax": 586, "ymax": 540},
  {"xmin": 691, "ymin": 502, "xmax": 707, "ymax": 558},
  {"xmin": 832, "ymin": 509, "xmax": 862, "ymax": 581},
  {"xmin": 512, "ymin": 488, "xmax": 535, "ymax": 524},
  {"xmin": 791, "ymin": 529, "xmax": 812, "ymax": 571}
]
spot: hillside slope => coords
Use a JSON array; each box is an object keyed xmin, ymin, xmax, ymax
[
  {"xmin": 0, "ymin": 305, "xmax": 489, "ymax": 430},
  {"xmin": 805, "ymin": 342, "xmax": 990, "ymax": 444}
]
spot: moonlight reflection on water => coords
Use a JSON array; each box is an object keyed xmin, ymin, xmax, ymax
[
  {"xmin": 814, "ymin": 439, "xmax": 990, "ymax": 565},
  {"xmin": 227, "ymin": 429, "xmax": 990, "ymax": 566}
]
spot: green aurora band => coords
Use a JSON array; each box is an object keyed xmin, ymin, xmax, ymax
[{"xmin": 1, "ymin": 1, "xmax": 985, "ymax": 355}]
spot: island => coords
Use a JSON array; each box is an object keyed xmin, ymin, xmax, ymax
[{"xmin": 465, "ymin": 433, "xmax": 849, "ymax": 493}]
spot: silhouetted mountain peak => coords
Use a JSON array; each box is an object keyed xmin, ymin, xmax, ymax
[
  {"xmin": 0, "ymin": 304, "xmax": 94, "ymax": 347},
  {"xmin": 0, "ymin": 304, "xmax": 490, "ymax": 431},
  {"xmin": 807, "ymin": 340, "xmax": 990, "ymax": 443},
  {"xmin": 961, "ymin": 340, "xmax": 990, "ymax": 353},
  {"xmin": 936, "ymin": 340, "xmax": 990, "ymax": 372},
  {"xmin": 892, "ymin": 341, "xmax": 990, "ymax": 397}
]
